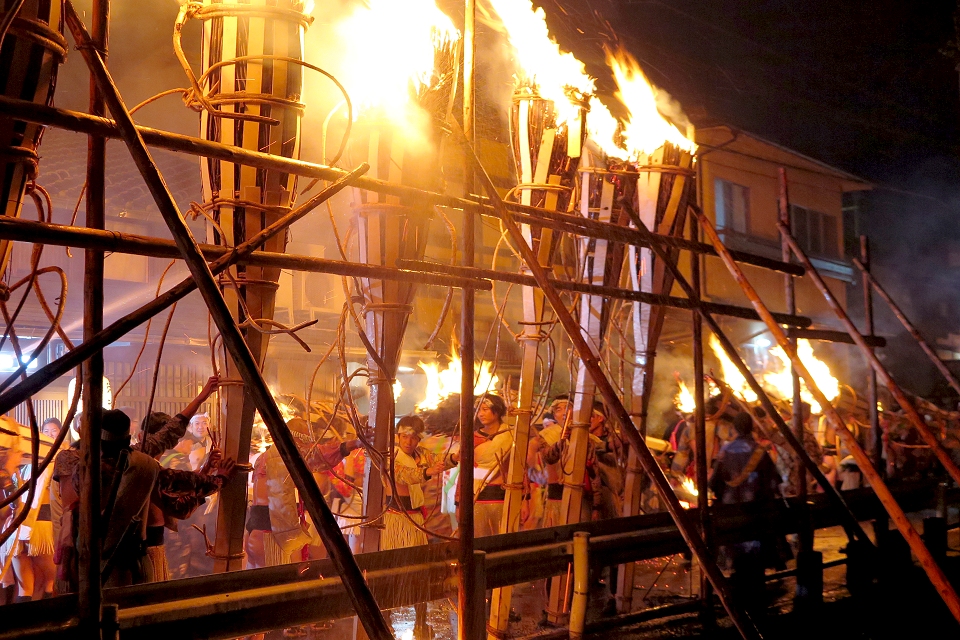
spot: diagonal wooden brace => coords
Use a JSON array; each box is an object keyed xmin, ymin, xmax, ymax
[
  {"xmin": 697, "ymin": 206, "xmax": 960, "ymax": 624},
  {"xmin": 63, "ymin": 4, "xmax": 392, "ymax": 638}
]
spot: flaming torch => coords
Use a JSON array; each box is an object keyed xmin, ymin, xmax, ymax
[
  {"xmin": 0, "ymin": 0, "xmax": 65, "ymax": 283},
  {"xmin": 175, "ymin": 0, "xmax": 314, "ymax": 572},
  {"xmin": 336, "ymin": 0, "xmax": 461, "ymax": 553}
]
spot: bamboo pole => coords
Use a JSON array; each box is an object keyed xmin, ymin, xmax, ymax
[
  {"xmin": 776, "ymin": 223, "xmax": 960, "ymax": 488},
  {"xmin": 449, "ymin": 118, "xmax": 763, "ymax": 640},
  {"xmin": 460, "ymin": 1, "xmax": 478, "ymax": 637},
  {"xmin": 853, "ymin": 256, "xmax": 960, "ymax": 399},
  {"xmin": 858, "ymin": 238, "xmax": 883, "ymax": 474},
  {"xmin": 0, "ymin": 166, "xmax": 374, "ymax": 416},
  {"xmin": 777, "ymin": 169, "xmax": 811, "ymax": 552},
  {"xmin": 398, "ymin": 260, "xmax": 811, "ymax": 328},
  {"xmin": 78, "ymin": 0, "xmax": 107, "ymax": 635},
  {"xmin": 63, "ymin": 10, "xmax": 392, "ymax": 634},
  {"xmin": 696, "ymin": 205, "xmax": 960, "ymax": 623},
  {"xmin": 0, "ymin": 95, "xmax": 803, "ymax": 277},
  {"xmin": 689, "ymin": 213, "xmax": 713, "ymax": 611},
  {"xmin": 0, "ymin": 216, "xmax": 485, "ymax": 290}
]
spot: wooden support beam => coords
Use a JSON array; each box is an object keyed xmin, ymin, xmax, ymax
[
  {"xmin": 398, "ymin": 260, "xmax": 812, "ymax": 328},
  {"xmin": 62, "ymin": 6, "xmax": 392, "ymax": 636},
  {"xmin": 786, "ymin": 328, "xmax": 886, "ymax": 348},
  {"xmin": 0, "ymin": 95, "xmax": 804, "ymax": 276}
]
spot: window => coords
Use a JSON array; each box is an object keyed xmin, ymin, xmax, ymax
[
  {"xmin": 790, "ymin": 204, "xmax": 840, "ymax": 260},
  {"xmin": 714, "ymin": 179, "xmax": 750, "ymax": 234}
]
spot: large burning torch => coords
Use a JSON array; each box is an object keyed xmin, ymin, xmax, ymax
[
  {"xmin": 335, "ymin": 0, "xmax": 461, "ymax": 553},
  {"xmin": 0, "ymin": 0, "xmax": 65, "ymax": 284},
  {"xmin": 174, "ymin": 0, "xmax": 313, "ymax": 572}
]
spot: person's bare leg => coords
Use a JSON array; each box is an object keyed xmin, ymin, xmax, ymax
[
  {"xmin": 12, "ymin": 554, "xmax": 34, "ymax": 601},
  {"xmin": 34, "ymin": 554, "xmax": 56, "ymax": 597}
]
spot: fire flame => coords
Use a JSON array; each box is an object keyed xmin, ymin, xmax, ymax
[
  {"xmin": 393, "ymin": 379, "xmax": 403, "ymax": 403},
  {"xmin": 763, "ymin": 339, "xmax": 839, "ymax": 414},
  {"xmin": 708, "ymin": 335, "xmax": 758, "ymax": 403},
  {"xmin": 605, "ymin": 48, "xmax": 696, "ymax": 157},
  {"xmin": 675, "ymin": 378, "xmax": 696, "ymax": 414},
  {"xmin": 416, "ymin": 353, "xmax": 500, "ymax": 412},
  {"xmin": 682, "ymin": 476, "xmax": 699, "ymax": 497},
  {"xmin": 487, "ymin": 0, "xmax": 595, "ymax": 126},
  {"xmin": 334, "ymin": 0, "xmax": 459, "ymax": 117}
]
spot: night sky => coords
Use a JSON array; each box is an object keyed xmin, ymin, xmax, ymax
[{"xmin": 541, "ymin": 0, "xmax": 960, "ymax": 396}]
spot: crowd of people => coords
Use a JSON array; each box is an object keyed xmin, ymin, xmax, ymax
[{"xmin": 0, "ymin": 372, "xmax": 918, "ymax": 627}]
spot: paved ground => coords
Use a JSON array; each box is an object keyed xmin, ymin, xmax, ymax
[{"xmin": 264, "ymin": 515, "xmax": 960, "ymax": 639}]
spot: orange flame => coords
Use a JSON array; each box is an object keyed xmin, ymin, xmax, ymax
[
  {"xmin": 763, "ymin": 339, "xmax": 839, "ymax": 414},
  {"xmin": 334, "ymin": 0, "xmax": 459, "ymax": 118},
  {"xmin": 675, "ymin": 378, "xmax": 696, "ymax": 414},
  {"xmin": 417, "ymin": 351, "xmax": 500, "ymax": 411},
  {"xmin": 487, "ymin": 0, "xmax": 594, "ymax": 126},
  {"xmin": 709, "ymin": 335, "xmax": 758, "ymax": 403},
  {"xmin": 605, "ymin": 47, "xmax": 696, "ymax": 158}
]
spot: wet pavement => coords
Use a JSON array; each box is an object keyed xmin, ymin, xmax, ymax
[{"xmin": 261, "ymin": 518, "xmax": 960, "ymax": 639}]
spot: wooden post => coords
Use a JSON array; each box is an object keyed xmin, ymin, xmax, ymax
[
  {"xmin": 697, "ymin": 207, "xmax": 960, "ymax": 624},
  {"xmin": 459, "ymin": 2, "xmax": 477, "ymax": 637},
  {"xmin": 79, "ymin": 0, "xmax": 107, "ymax": 636},
  {"xmin": 689, "ymin": 214, "xmax": 713, "ymax": 614},
  {"xmin": 778, "ymin": 170, "xmax": 812, "ymax": 552},
  {"xmin": 858, "ymin": 238, "xmax": 883, "ymax": 473},
  {"xmin": 63, "ymin": 7, "xmax": 392, "ymax": 637}
]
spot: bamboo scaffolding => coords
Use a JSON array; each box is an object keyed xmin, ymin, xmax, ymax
[
  {"xmin": 398, "ymin": 260, "xmax": 811, "ymax": 327},
  {"xmin": 778, "ymin": 170, "xmax": 811, "ymax": 554},
  {"xmin": 776, "ymin": 224, "xmax": 960, "ymax": 488},
  {"xmin": 853, "ymin": 256, "xmax": 960, "ymax": 398},
  {"xmin": 62, "ymin": 7, "xmax": 392, "ymax": 635},
  {"xmin": 0, "ymin": 167, "xmax": 374, "ymax": 416},
  {"xmin": 0, "ymin": 216, "xmax": 485, "ymax": 290},
  {"xmin": 0, "ymin": 95, "xmax": 804, "ymax": 277},
  {"xmin": 694, "ymin": 204, "xmax": 960, "ymax": 623},
  {"xmin": 448, "ymin": 117, "xmax": 764, "ymax": 640}
]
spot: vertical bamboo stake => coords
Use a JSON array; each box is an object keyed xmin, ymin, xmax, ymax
[
  {"xmin": 689, "ymin": 213, "xmax": 712, "ymax": 611},
  {"xmin": 459, "ymin": 1, "xmax": 477, "ymax": 637},
  {"xmin": 777, "ymin": 169, "xmax": 811, "ymax": 551},
  {"xmin": 79, "ymin": 0, "xmax": 106, "ymax": 635},
  {"xmin": 857, "ymin": 238, "xmax": 883, "ymax": 475},
  {"xmin": 696, "ymin": 207, "xmax": 960, "ymax": 624}
]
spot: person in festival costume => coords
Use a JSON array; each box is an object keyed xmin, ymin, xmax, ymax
[
  {"xmin": 96, "ymin": 409, "xmax": 233, "ymax": 587},
  {"xmin": 1, "ymin": 426, "xmax": 55, "ymax": 602},
  {"xmin": 459, "ymin": 394, "xmax": 513, "ymax": 537},
  {"xmin": 382, "ymin": 414, "xmax": 458, "ymax": 640},
  {"xmin": 524, "ymin": 394, "xmax": 571, "ymax": 530},
  {"xmin": 259, "ymin": 415, "xmax": 362, "ymax": 566},
  {"xmin": 138, "ymin": 410, "xmax": 232, "ymax": 583}
]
